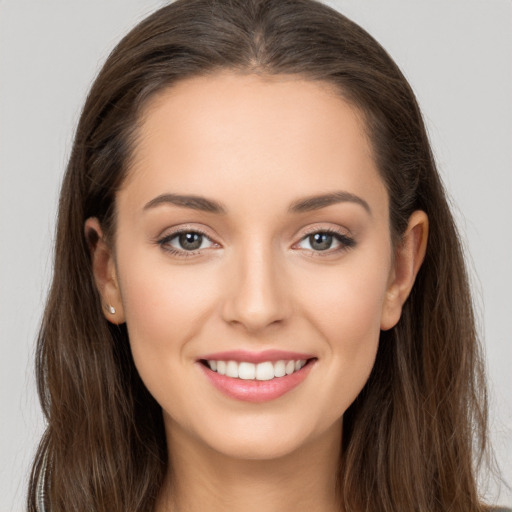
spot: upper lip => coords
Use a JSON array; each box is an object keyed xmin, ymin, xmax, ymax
[{"xmin": 197, "ymin": 349, "xmax": 316, "ymax": 364}]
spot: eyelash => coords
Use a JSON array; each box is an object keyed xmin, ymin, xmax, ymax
[
  {"xmin": 298, "ymin": 227, "xmax": 356, "ymax": 257},
  {"xmin": 156, "ymin": 227, "xmax": 356, "ymax": 259},
  {"xmin": 157, "ymin": 228, "xmax": 216, "ymax": 259}
]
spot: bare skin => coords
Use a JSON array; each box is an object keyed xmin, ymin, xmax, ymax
[
  {"xmin": 155, "ymin": 418, "xmax": 342, "ymax": 512},
  {"xmin": 86, "ymin": 72, "xmax": 428, "ymax": 512}
]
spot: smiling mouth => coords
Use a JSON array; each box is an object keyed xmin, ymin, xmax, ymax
[{"xmin": 199, "ymin": 358, "xmax": 316, "ymax": 381}]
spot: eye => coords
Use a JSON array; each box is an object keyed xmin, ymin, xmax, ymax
[
  {"xmin": 296, "ymin": 229, "xmax": 355, "ymax": 255},
  {"xmin": 157, "ymin": 229, "xmax": 217, "ymax": 257}
]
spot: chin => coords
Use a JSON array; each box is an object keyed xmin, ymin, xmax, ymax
[
  {"xmin": 191, "ymin": 409, "xmax": 340, "ymax": 463},
  {"xmin": 205, "ymin": 432, "xmax": 312, "ymax": 461}
]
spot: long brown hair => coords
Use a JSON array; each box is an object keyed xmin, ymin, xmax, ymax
[{"xmin": 28, "ymin": 1, "xmax": 490, "ymax": 510}]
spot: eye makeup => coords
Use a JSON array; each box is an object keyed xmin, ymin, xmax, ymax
[{"xmin": 155, "ymin": 225, "xmax": 356, "ymax": 259}]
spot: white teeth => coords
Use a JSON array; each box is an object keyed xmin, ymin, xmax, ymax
[
  {"xmin": 238, "ymin": 362, "xmax": 256, "ymax": 380},
  {"xmin": 256, "ymin": 361, "xmax": 274, "ymax": 381},
  {"xmin": 274, "ymin": 360, "xmax": 286, "ymax": 377},
  {"xmin": 217, "ymin": 360, "xmax": 226, "ymax": 375},
  {"xmin": 206, "ymin": 358, "xmax": 310, "ymax": 380},
  {"xmin": 295, "ymin": 360, "xmax": 302, "ymax": 371},
  {"xmin": 226, "ymin": 361, "xmax": 238, "ymax": 378}
]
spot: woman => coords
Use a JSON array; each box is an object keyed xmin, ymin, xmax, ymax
[{"xmin": 27, "ymin": 0, "xmax": 506, "ymax": 511}]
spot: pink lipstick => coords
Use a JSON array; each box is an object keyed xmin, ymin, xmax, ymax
[{"xmin": 196, "ymin": 350, "xmax": 316, "ymax": 403}]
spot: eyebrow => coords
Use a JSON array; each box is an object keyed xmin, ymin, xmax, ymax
[
  {"xmin": 143, "ymin": 190, "xmax": 371, "ymax": 215},
  {"xmin": 288, "ymin": 191, "xmax": 371, "ymax": 215},
  {"xmin": 143, "ymin": 194, "xmax": 228, "ymax": 214}
]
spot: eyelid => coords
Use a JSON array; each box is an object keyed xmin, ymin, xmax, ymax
[
  {"xmin": 156, "ymin": 223, "xmax": 219, "ymax": 242},
  {"xmin": 299, "ymin": 224, "xmax": 352, "ymax": 238},
  {"xmin": 292, "ymin": 224, "xmax": 356, "ymax": 256},
  {"xmin": 155, "ymin": 223, "xmax": 355, "ymax": 258},
  {"xmin": 155, "ymin": 225, "xmax": 220, "ymax": 257}
]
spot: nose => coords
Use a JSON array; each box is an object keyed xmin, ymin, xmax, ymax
[{"xmin": 221, "ymin": 238, "xmax": 291, "ymax": 333}]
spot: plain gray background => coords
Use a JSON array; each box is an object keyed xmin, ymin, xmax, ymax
[{"xmin": 1, "ymin": 1, "xmax": 510, "ymax": 510}]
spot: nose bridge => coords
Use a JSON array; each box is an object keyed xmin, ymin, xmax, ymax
[{"xmin": 222, "ymin": 233, "xmax": 289, "ymax": 332}]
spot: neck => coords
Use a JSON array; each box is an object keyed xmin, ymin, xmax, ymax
[{"xmin": 156, "ymin": 419, "xmax": 343, "ymax": 512}]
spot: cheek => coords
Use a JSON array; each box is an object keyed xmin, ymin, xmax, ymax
[
  {"xmin": 115, "ymin": 249, "xmax": 220, "ymax": 373},
  {"xmin": 295, "ymin": 250, "xmax": 391, "ymax": 411},
  {"xmin": 301, "ymin": 254, "xmax": 390, "ymax": 348}
]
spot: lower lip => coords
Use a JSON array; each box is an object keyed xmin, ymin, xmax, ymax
[{"xmin": 198, "ymin": 360, "xmax": 315, "ymax": 403}]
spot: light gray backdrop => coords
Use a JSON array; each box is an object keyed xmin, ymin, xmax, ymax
[{"xmin": 1, "ymin": 1, "xmax": 510, "ymax": 510}]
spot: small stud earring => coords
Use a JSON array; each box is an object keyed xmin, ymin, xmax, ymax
[{"xmin": 106, "ymin": 304, "xmax": 116, "ymax": 315}]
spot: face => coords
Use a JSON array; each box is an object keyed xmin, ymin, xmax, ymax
[{"xmin": 92, "ymin": 72, "xmax": 414, "ymax": 461}]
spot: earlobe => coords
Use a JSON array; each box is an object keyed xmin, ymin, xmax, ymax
[
  {"xmin": 84, "ymin": 217, "xmax": 125, "ymax": 324},
  {"xmin": 380, "ymin": 210, "xmax": 429, "ymax": 331}
]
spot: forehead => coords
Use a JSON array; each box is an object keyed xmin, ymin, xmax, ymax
[{"xmin": 119, "ymin": 72, "xmax": 387, "ymax": 219}]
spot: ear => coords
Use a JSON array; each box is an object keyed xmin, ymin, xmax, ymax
[
  {"xmin": 84, "ymin": 217, "xmax": 125, "ymax": 324},
  {"xmin": 380, "ymin": 210, "xmax": 428, "ymax": 331}
]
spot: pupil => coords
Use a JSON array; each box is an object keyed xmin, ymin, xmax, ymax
[
  {"xmin": 310, "ymin": 233, "xmax": 332, "ymax": 251},
  {"xmin": 179, "ymin": 232, "xmax": 202, "ymax": 250}
]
